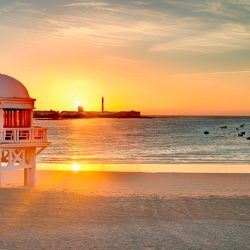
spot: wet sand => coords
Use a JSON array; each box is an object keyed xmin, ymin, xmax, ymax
[{"xmin": 1, "ymin": 171, "xmax": 250, "ymax": 249}]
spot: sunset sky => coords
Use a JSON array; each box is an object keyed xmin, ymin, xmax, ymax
[{"xmin": 1, "ymin": 0, "xmax": 250, "ymax": 115}]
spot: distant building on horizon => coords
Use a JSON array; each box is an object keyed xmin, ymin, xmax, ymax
[
  {"xmin": 34, "ymin": 110, "xmax": 59, "ymax": 119},
  {"xmin": 78, "ymin": 106, "xmax": 84, "ymax": 113},
  {"xmin": 60, "ymin": 111, "xmax": 85, "ymax": 119}
]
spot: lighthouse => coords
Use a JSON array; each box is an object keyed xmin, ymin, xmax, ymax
[
  {"xmin": 102, "ymin": 97, "xmax": 104, "ymax": 113},
  {"xmin": 0, "ymin": 74, "xmax": 49, "ymax": 186}
]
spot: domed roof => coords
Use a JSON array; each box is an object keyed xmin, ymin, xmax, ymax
[{"xmin": 0, "ymin": 74, "xmax": 30, "ymax": 99}]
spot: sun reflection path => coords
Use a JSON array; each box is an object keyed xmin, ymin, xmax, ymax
[{"xmin": 38, "ymin": 163, "xmax": 250, "ymax": 174}]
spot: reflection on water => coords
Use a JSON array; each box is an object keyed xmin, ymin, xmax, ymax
[
  {"xmin": 34, "ymin": 117, "xmax": 250, "ymax": 166},
  {"xmin": 38, "ymin": 163, "xmax": 250, "ymax": 173}
]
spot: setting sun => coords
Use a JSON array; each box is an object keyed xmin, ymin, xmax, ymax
[
  {"xmin": 71, "ymin": 163, "xmax": 80, "ymax": 172},
  {"xmin": 75, "ymin": 100, "xmax": 81, "ymax": 107}
]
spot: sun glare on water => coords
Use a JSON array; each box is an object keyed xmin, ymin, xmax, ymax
[{"xmin": 71, "ymin": 163, "xmax": 80, "ymax": 171}]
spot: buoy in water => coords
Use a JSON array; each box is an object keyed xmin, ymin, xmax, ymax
[
  {"xmin": 204, "ymin": 131, "xmax": 209, "ymax": 135},
  {"xmin": 238, "ymin": 132, "xmax": 246, "ymax": 137},
  {"xmin": 220, "ymin": 125, "xmax": 227, "ymax": 129}
]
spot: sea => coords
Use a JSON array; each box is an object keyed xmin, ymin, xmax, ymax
[{"xmin": 35, "ymin": 117, "xmax": 250, "ymax": 168}]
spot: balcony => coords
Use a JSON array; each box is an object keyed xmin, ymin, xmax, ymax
[{"xmin": 0, "ymin": 126, "xmax": 48, "ymax": 144}]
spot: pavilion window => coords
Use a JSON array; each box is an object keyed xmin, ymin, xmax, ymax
[{"xmin": 3, "ymin": 109, "xmax": 31, "ymax": 128}]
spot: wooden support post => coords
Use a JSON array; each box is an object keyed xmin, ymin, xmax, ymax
[
  {"xmin": 24, "ymin": 168, "xmax": 29, "ymax": 186},
  {"xmin": 24, "ymin": 148, "xmax": 36, "ymax": 187}
]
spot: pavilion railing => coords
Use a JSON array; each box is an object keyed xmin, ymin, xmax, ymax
[{"xmin": 0, "ymin": 126, "xmax": 48, "ymax": 143}]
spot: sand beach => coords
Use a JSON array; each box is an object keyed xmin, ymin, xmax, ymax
[{"xmin": 0, "ymin": 170, "xmax": 250, "ymax": 249}]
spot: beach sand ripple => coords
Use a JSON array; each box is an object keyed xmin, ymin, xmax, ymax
[
  {"xmin": 0, "ymin": 187, "xmax": 250, "ymax": 249},
  {"xmin": 1, "ymin": 171, "xmax": 250, "ymax": 249}
]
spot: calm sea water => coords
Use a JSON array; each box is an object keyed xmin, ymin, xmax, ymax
[{"xmin": 35, "ymin": 117, "xmax": 250, "ymax": 165}]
